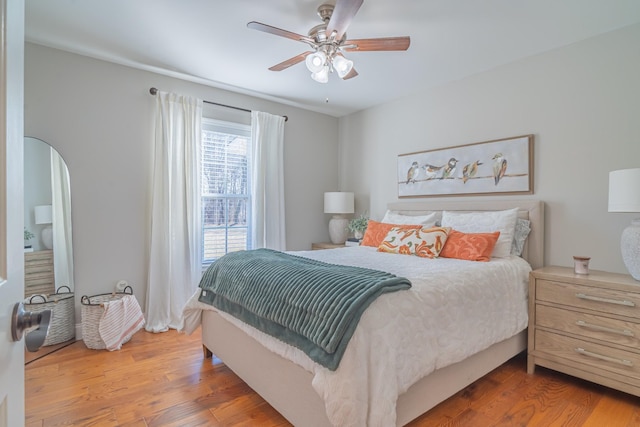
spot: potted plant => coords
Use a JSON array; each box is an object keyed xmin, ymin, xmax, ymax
[
  {"xmin": 348, "ymin": 213, "xmax": 369, "ymax": 240},
  {"xmin": 24, "ymin": 227, "xmax": 35, "ymax": 252}
]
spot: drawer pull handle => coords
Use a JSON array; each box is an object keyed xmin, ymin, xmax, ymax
[
  {"xmin": 575, "ymin": 293, "xmax": 635, "ymax": 307},
  {"xmin": 574, "ymin": 347, "xmax": 633, "ymax": 367},
  {"xmin": 575, "ymin": 320, "xmax": 634, "ymax": 337}
]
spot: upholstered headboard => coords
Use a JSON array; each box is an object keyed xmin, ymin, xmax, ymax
[{"xmin": 386, "ymin": 199, "xmax": 544, "ymax": 269}]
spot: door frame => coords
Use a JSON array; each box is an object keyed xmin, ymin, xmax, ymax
[{"xmin": 0, "ymin": 0, "xmax": 26, "ymax": 426}]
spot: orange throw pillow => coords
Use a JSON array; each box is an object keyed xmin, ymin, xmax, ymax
[
  {"xmin": 439, "ymin": 230, "xmax": 501, "ymax": 262},
  {"xmin": 360, "ymin": 220, "xmax": 422, "ymax": 247}
]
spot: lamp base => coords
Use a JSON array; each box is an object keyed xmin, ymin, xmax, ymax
[
  {"xmin": 328, "ymin": 215, "xmax": 348, "ymax": 245},
  {"xmin": 41, "ymin": 225, "xmax": 53, "ymax": 250},
  {"xmin": 621, "ymin": 218, "xmax": 640, "ymax": 281}
]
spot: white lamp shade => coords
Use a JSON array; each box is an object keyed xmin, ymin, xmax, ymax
[
  {"xmin": 333, "ymin": 54, "xmax": 354, "ymax": 78},
  {"xmin": 609, "ymin": 168, "xmax": 640, "ymax": 212},
  {"xmin": 34, "ymin": 205, "xmax": 53, "ymax": 224},
  {"xmin": 324, "ymin": 192, "xmax": 354, "ymax": 214},
  {"xmin": 305, "ymin": 51, "xmax": 327, "ymax": 73},
  {"xmin": 311, "ymin": 66, "xmax": 329, "ymax": 84}
]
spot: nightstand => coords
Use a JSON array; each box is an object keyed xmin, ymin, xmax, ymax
[
  {"xmin": 311, "ymin": 242, "xmax": 345, "ymax": 250},
  {"xmin": 24, "ymin": 249, "xmax": 55, "ymax": 297},
  {"xmin": 528, "ymin": 266, "xmax": 640, "ymax": 397}
]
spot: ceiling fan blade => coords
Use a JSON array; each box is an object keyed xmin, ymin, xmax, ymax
[
  {"xmin": 342, "ymin": 68, "xmax": 359, "ymax": 80},
  {"xmin": 268, "ymin": 52, "xmax": 313, "ymax": 71},
  {"xmin": 247, "ymin": 21, "xmax": 315, "ymax": 45},
  {"xmin": 343, "ymin": 37, "xmax": 411, "ymax": 52},
  {"xmin": 326, "ymin": 0, "xmax": 364, "ymax": 41}
]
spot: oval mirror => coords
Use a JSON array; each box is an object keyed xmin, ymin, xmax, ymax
[{"xmin": 23, "ymin": 137, "xmax": 74, "ymax": 296}]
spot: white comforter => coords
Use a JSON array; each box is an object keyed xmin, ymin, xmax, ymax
[{"xmin": 182, "ymin": 246, "xmax": 531, "ymax": 426}]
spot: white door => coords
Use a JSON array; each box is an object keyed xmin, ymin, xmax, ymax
[{"xmin": 0, "ymin": 0, "xmax": 25, "ymax": 426}]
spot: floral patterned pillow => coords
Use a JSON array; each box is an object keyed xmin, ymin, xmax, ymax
[
  {"xmin": 361, "ymin": 220, "xmax": 422, "ymax": 247},
  {"xmin": 378, "ymin": 226, "xmax": 451, "ymax": 259}
]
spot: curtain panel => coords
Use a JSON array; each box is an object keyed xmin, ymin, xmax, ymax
[
  {"xmin": 146, "ymin": 91, "xmax": 203, "ymax": 332},
  {"xmin": 51, "ymin": 148, "xmax": 74, "ymax": 289},
  {"xmin": 250, "ymin": 111, "xmax": 286, "ymax": 251}
]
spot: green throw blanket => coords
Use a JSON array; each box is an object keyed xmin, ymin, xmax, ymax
[{"xmin": 198, "ymin": 248, "xmax": 411, "ymax": 370}]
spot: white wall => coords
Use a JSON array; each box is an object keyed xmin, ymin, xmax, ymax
[
  {"xmin": 339, "ymin": 23, "xmax": 640, "ymax": 275},
  {"xmin": 24, "ymin": 43, "xmax": 339, "ymax": 317}
]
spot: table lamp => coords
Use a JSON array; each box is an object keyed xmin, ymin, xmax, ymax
[{"xmin": 324, "ymin": 192, "xmax": 354, "ymax": 244}]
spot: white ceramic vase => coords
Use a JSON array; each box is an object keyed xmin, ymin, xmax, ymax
[
  {"xmin": 621, "ymin": 218, "xmax": 640, "ymax": 281},
  {"xmin": 41, "ymin": 225, "xmax": 53, "ymax": 250},
  {"xmin": 328, "ymin": 215, "xmax": 348, "ymax": 244}
]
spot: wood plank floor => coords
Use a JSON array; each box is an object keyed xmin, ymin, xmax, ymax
[{"xmin": 26, "ymin": 328, "xmax": 640, "ymax": 426}]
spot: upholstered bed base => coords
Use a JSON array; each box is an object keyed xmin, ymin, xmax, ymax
[{"xmin": 202, "ymin": 309, "xmax": 526, "ymax": 426}]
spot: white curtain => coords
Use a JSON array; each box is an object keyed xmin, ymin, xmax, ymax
[
  {"xmin": 50, "ymin": 148, "xmax": 74, "ymax": 290},
  {"xmin": 250, "ymin": 111, "xmax": 286, "ymax": 250},
  {"xmin": 146, "ymin": 91, "xmax": 203, "ymax": 333}
]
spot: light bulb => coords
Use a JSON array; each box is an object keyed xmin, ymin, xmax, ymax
[
  {"xmin": 311, "ymin": 66, "xmax": 329, "ymax": 83},
  {"xmin": 305, "ymin": 51, "xmax": 327, "ymax": 73},
  {"xmin": 333, "ymin": 54, "xmax": 353, "ymax": 79}
]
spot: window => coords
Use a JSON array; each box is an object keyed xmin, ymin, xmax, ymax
[{"xmin": 201, "ymin": 118, "xmax": 251, "ymax": 268}]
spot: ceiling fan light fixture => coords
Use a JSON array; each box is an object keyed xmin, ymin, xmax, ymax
[
  {"xmin": 249, "ymin": 0, "xmax": 410, "ymax": 83},
  {"xmin": 305, "ymin": 51, "xmax": 327, "ymax": 73},
  {"xmin": 332, "ymin": 54, "xmax": 354, "ymax": 78},
  {"xmin": 311, "ymin": 65, "xmax": 329, "ymax": 83}
]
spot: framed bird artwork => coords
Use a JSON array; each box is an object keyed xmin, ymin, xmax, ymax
[{"xmin": 397, "ymin": 134, "xmax": 534, "ymax": 198}]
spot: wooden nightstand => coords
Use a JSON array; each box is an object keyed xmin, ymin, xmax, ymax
[
  {"xmin": 528, "ymin": 266, "xmax": 640, "ymax": 397},
  {"xmin": 311, "ymin": 242, "xmax": 345, "ymax": 250},
  {"xmin": 24, "ymin": 250, "xmax": 55, "ymax": 297}
]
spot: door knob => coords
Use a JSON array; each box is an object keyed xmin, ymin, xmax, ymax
[{"xmin": 11, "ymin": 302, "xmax": 52, "ymax": 352}]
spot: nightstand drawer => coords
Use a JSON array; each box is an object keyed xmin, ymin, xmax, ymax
[
  {"xmin": 535, "ymin": 329, "xmax": 640, "ymax": 381},
  {"xmin": 536, "ymin": 304, "xmax": 640, "ymax": 349},
  {"xmin": 536, "ymin": 279, "xmax": 640, "ymax": 318}
]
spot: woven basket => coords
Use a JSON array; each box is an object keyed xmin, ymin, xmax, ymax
[
  {"xmin": 81, "ymin": 286, "xmax": 134, "ymax": 350},
  {"xmin": 25, "ymin": 286, "xmax": 75, "ymax": 346}
]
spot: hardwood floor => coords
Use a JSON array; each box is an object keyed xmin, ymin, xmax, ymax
[
  {"xmin": 25, "ymin": 339, "xmax": 75, "ymax": 364},
  {"xmin": 26, "ymin": 329, "xmax": 640, "ymax": 426}
]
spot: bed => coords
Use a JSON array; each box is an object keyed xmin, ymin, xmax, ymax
[{"xmin": 182, "ymin": 199, "xmax": 544, "ymax": 426}]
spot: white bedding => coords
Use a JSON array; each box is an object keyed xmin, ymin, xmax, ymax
[{"xmin": 182, "ymin": 246, "xmax": 531, "ymax": 426}]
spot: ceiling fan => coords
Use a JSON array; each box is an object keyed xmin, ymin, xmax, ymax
[{"xmin": 247, "ymin": 0, "xmax": 410, "ymax": 83}]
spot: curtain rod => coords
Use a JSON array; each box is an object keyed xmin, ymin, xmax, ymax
[{"xmin": 149, "ymin": 87, "xmax": 288, "ymax": 122}]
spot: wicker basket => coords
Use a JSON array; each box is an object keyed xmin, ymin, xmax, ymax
[
  {"xmin": 81, "ymin": 286, "xmax": 135, "ymax": 350},
  {"xmin": 25, "ymin": 286, "xmax": 75, "ymax": 346}
]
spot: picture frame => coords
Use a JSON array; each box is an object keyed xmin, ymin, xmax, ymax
[{"xmin": 398, "ymin": 134, "xmax": 534, "ymax": 198}]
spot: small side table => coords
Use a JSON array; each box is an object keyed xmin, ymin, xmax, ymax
[{"xmin": 311, "ymin": 242, "xmax": 345, "ymax": 250}]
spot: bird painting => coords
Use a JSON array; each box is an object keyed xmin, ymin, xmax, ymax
[
  {"xmin": 441, "ymin": 158, "xmax": 458, "ymax": 180},
  {"xmin": 492, "ymin": 153, "xmax": 508, "ymax": 185},
  {"xmin": 406, "ymin": 161, "xmax": 420, "ymax": 184},
  {"xmin": 421, "ymin": 163, "xmax": 444, "ymax": 180},
  {"xmin": 462, "ymin": 160, "xmax": 483, "ymax": 183}
]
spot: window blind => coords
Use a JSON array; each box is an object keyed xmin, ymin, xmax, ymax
[{"xmin": 201, "ymin": 118, "xmax": 251, "ymax": 267}]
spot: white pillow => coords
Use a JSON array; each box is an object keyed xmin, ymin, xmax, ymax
[
  {"xmin": 381, "ymin": 210, "xmax": 439, "ymax": 227},
  {"xmin": 441, "ymin": 208, "xmax": 519, "ymax": 258}
]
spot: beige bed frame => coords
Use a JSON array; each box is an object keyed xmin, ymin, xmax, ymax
[{"xmin": 201, "ymin": 199, "xmax": 544, "ymax": 426}]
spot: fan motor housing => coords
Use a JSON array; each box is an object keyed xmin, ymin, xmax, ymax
[
  {"xmin": 309, "ymin": 24, "xmax": 329, "ymax": 43},
  {"xmin": 316, "ymin": 4, "xmax": 334, "ymax": 22}
]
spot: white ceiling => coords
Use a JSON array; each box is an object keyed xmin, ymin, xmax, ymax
[{"xmin": 25, "ymin": 0, "xmax": 640, "ymax": 117}]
